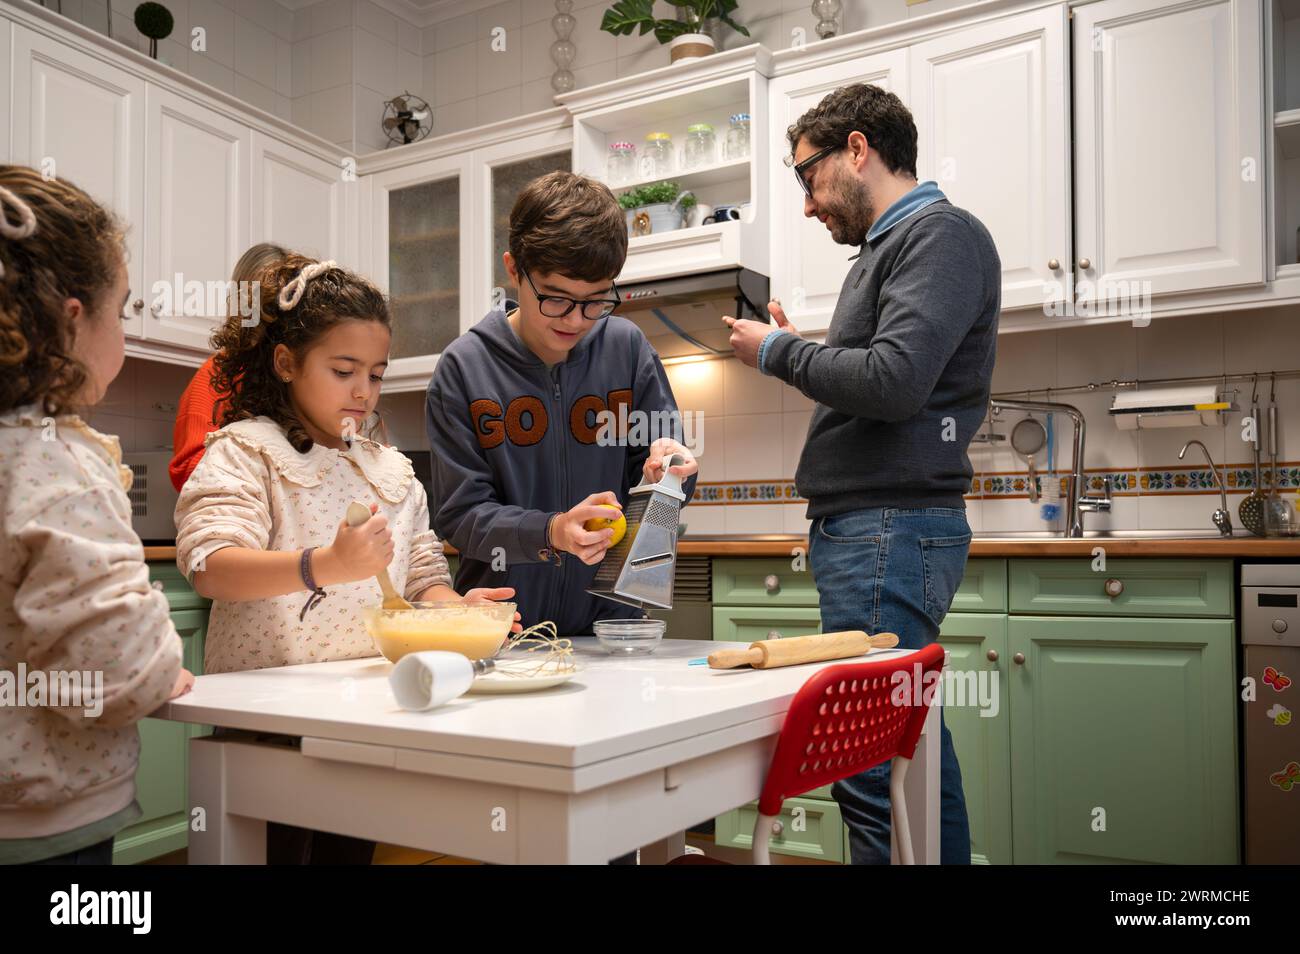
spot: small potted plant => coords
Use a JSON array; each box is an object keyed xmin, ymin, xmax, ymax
[
  {"xmin": 133, "ymin": 2, "xmax": 174, "ymax": 59},
  {"xmin": 618, "ymin": 181, "xmax": 696, "ymax": 236},
  {"xmin": 601, "ymin": 0, "xmax": 750, "ymax": 63}
]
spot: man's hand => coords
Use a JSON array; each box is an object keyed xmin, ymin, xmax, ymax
[
  {"xmin": 643, "ymin": 437, "xmax": 699, "ymax": 483},
  {"xmin": 723, "ymin": 299, "xmax": 799, "ymax": 370},
  {"xmin": 550, "ymin": 492, "xmax": 623, "ymax": 565}
]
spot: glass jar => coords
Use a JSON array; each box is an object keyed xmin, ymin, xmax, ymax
[
  {"xmin": 724, "ymin": 113, "xmax": 751, "ymax": 161},
  {"xmin": 640, "ymin": 132, "xmax": 675, "ymax": 179},
  {"xmin": 683, "ymin": 123, "xmax": 716, "ymax": 170},
  {"xmin": 606, "ymin": 141, "xmax": 637, "ymax": 185}
]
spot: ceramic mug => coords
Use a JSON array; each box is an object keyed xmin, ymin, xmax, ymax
[
  {"xmin": 704, "ymin": 204, "xmax": 742, "ymax": 224},
  {"xmin": 688, "ymin": 203, "xmax": 713, "ymax": 228}
]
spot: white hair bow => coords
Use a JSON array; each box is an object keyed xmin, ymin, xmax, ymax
[
  {"xmin": 278, "ymin": 259, "xmax": 339, "ymax": 310},
  {"xmin": 0, "ymin": 185, "xmax": 38, "ymax": 279}
]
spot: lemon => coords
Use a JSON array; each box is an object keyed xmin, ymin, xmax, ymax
[{"xmin": 584, "ymin": 504, "xmax": 627, "ymax": 547}]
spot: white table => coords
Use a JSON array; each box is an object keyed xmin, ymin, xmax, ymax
[{"xmin": 159, "ymin": 638, "xmax": 941, "ymax": 865}]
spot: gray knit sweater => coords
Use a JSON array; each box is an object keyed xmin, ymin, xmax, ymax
[{"xmin": 764, "ymin": 199, "xmax": 1000, "ymax": 517}]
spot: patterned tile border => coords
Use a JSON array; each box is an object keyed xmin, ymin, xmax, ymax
[{"xmin": 692, "ymin": 462, "xmax": 1300, "ymax": 504}]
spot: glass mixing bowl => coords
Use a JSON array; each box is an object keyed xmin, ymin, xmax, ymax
[{"xmin": 362, "ymin": 601, "xmax": 516, "ymax": 663}]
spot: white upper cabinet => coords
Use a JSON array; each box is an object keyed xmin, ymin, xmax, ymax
[
  {"xmin": 11, "ymin": 26, "xmax": 147, "ymax": 338},
  {"xmin": 768, "ymin": 50, "xmax": 908, "ymax": 333},
  {"xmin": 144, "ymin": 86, "xmax": 250, "ymax": 353},
  {"xmin": 910, "ymin": 6, "xmax": 1070, "ymax": 313},
  {"xmin": 1073, "ymin": 0, "xmax": 1265, "ymax": 304},
  {"xmin": 0, "ymin": 19, "xmax": 12, "ymax": 163},
  {"xmin": 250, "ymin": 131, "xmax": 347, "ymax": 264}
]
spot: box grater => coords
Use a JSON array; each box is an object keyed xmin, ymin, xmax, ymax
[{"xmin": 587, "ymin": 454, "xmax": 688, "ymax": 610}]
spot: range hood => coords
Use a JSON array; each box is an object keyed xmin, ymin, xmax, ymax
[{"xmin": 614, "ymin": 267, "xmax": 770, "ymax": 360}]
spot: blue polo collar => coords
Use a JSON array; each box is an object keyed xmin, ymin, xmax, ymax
[{"xmin": 864, "ymin": 180, "xmax": 946, "ymax": 244}]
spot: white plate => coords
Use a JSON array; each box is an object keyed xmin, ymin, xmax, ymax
[{"xmin": 465, "ymin": 660, "xmax": 577, "ymax": 694}]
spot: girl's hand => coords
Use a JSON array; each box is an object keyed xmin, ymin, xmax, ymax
[
  {"xmin": 319, "ymin": 502, "xmax": 393, "ymax": 584},
  {"xmin": 463, "ymin": 586, "xmax": 523, "ymax": 634},
  {"xmin": 643, "ymin": 438, "xmax": 699, "ymax": 483},
  {"xmin": 169, "ymin": 668, "xmax": 195, "ymax": 699}
]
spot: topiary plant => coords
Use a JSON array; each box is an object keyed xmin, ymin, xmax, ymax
[
  {"xmin": 134, "ymin": 3, "xmax": 174, "ymax": 59},
  {"xmin": 618, "ymin": 181, "xmax": 696, "ymax": 210}
]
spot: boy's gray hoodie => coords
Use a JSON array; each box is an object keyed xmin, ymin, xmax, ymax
[{"xmin": 426, "ymin": 307, "xmax": 696, "ymax": 635}]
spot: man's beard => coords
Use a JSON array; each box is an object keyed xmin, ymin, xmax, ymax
[{"xmin": 823, "ymin": 168, "xmax": 873, "ymax": 246}]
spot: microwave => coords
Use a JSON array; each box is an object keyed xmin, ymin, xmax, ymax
[{"xmin": 122, "ymin": 451, "xmax": 180, "ymax": 544}]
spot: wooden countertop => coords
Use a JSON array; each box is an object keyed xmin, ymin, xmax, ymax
[{"xmin": 144, "ymin": 536, "xmax": 1300, "ymax": 562}]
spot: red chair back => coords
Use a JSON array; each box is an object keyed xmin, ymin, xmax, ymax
[{"xmin": 756, "ymin": 643, "xmax": 946, "ymax": 817}]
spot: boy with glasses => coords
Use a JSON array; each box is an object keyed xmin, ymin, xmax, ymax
[{"xmin": 425, "ymin": 171, "xmax": 698, "ymax": 637}]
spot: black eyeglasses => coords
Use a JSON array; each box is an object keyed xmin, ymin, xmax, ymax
[
  {"xmin": 784, "ymin": 144, "xmax": 841, "ymax": 198},
  {"xmin": 521, "ymin": 269, "xmax": 620, "ymax": 320}
]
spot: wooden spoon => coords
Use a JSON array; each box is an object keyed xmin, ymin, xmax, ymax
[{"xmin": 345, "ymin": 500, "xmax": 412, "ymax": 610}]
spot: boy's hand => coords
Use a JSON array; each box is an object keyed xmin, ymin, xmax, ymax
[
  {"xmin": 169, "ymin": 668, "xmax": 195, "ymax": 699},
  {"xmin": 462, "ymin": 586, "xmax": 523, "ymax": 634},
  {"xmin": 643, "ymin": 438, "xmax": 698, "ymax": 483},
  {"xmin": 550, "ymin": 492, "xmax": 622, "ymax": 565}
]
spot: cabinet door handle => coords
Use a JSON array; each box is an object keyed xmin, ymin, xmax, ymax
[
  {"xmin": 132, "ymin": 298, "xmax": 144, "ymax": 312},
  {"xmin": 986, "ymin": 649, "xmax": 998, "ymax": 662},
  {"xmin": 1078, "ymin": 257, "xmax": 1092, "ymax": 270},
  {"xmin": 1013, "ymin": 652, "xmax": 1025, "ymax": 665},
  {"xmin": 763, "ymin": 574, "xmax": 781, "ymax": 594},
  {"xmin": 151, "ymin": 580, "xmax": 164, "ymax": 591},
  {"xmin": 767, "ymin": 630, "xmax": 782, "ymax": 640},
  {"xmin": 771, "ymin": 819, "xmax": 784, "ymax": 837},
  {"xmin": 1047, "ymin": 258, "xmax": 1060, "ymax": 271},
  {"xmin": 1104, "ymin": 578, "xmax": 1124, "ymax": 598}
]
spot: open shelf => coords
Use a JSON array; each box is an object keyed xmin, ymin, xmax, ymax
[{"xmin": 610, "ymin": 156, "xmax": 751, "ymax": 195}]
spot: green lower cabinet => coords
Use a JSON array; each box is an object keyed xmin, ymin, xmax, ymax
[
  {"xmin": 936, "ymin": 612, "xmax": 1012, "ymax": 865},
  {"xmin": 711, "ymin": 606, "xmax": 823, "ymax": 644},
  {"xmin": 114, "ymin": 574, "xmax": 211, "ymax": 865},
  {"xmin": 715, "ymin": 796, "xmax": 846, "ymax": 862},
  {"xmin": 1007, "ymin": 615, "xmax": 1238, "ymax": 864}
]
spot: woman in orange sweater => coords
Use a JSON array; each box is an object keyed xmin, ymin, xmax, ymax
[{"xmin": 169, "ymin": 244, "xmax": 287, "ymax": 491}]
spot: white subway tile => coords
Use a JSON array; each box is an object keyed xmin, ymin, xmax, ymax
[{"xmin": 354, "ymin": 26, "xmax": 397, "ymax": 94}]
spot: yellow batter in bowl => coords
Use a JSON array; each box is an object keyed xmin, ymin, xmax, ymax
[{"xmin": 362, "ymin": 601, "xmax": 516, "ymax": 663}]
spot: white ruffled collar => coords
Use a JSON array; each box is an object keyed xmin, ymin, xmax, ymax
[
  {"xmin": 0, "ymin": 404, "xmax": 134, "ymax": 492},
  {"xmin": 207, "ymin": 416, "xmax": 415, "ymax": 503}
]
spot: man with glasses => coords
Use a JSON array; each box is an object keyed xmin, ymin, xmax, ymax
[
  {"xmin": 725, "ymin": 84, "xmax": 1001, "ymax": 865},
  {"xmin": 425, "ymin": 170, "xmax": 697, "ymax": 642}
]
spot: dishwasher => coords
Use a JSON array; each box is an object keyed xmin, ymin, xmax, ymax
[{"xmin": 1241, "ymin": 564, "xmax": 1300, "ymax": 864}]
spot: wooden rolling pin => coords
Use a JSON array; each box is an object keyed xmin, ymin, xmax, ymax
[{"xmin": 707, "ymin": 631, "xmax": 899, "ymax": 670}]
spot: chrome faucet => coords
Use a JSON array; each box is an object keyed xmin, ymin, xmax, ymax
[
  {"xmin": 988, "ymin": 398, "xmax": 1111, "ymax": 537},
  {"xmin": 1178, "ymin": 439, "xmax": 1233, "ymax": 536}
]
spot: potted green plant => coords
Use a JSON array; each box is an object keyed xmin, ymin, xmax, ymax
[
  {"xmin": 618, "ymin": 181, "xmax": 697, "ymax": 236},
  {"xmin": 601, "ymin": 0, "xmax": 750, "ymax": 63},
  {"xmin": 133, "ymin": 2, "xmax": 174, "ymax": 59}
]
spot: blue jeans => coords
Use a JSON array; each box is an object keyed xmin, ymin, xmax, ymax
[{"xmin": 809, "ymin": 505, "xmax": 972, "ymax": 865}]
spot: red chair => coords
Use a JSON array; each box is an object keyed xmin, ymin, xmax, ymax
[{"xmin": 673, "ymin": 642, "xmax": 946, "ymax": 865}]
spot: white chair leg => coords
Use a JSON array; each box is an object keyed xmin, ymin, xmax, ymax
[
  {"xmin": 890, "ymin": 755, "xmax": 914, "ymax": 865},
  {"xmin": 752, "ymin": 812, "xmax": 779, "ymax": 865}
]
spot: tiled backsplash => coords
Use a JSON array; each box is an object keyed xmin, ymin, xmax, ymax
[{"xmin": 104, "ymin": 301, "xmax": 1300, "ymax": 539}]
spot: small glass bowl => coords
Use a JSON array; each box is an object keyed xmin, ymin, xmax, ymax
[
  {"xmin": 362, "ymin": 601, "xmax": 516, "ymax": 663},
  {"xmin": 593, "ymin": 617, "xmax": 665, "ymax": 654}
]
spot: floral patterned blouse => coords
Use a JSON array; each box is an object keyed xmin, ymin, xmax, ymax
[{"xmin": 174, "ymin": 417, "xmax": 451, "ymax": 674}]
